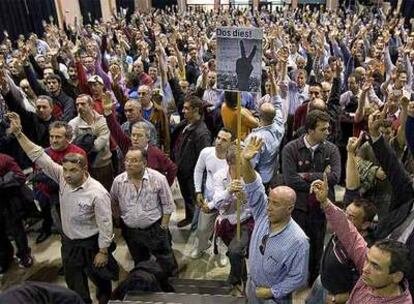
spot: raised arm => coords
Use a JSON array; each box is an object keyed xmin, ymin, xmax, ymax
[
  {"xmin": 311, "ymin": 175, "xmax": 367, "ymax": 273},
  {"xmin": 103, "ymin": 96, "xmax": 131, "ymax": 155},
  {"xmin": 6, "ymin": 112, "xmax": 62, "ymax": 183},
  {"xmin": 369, "ymin": 111, "xmax": 414, "ymax": 211},
  {"xmin": 346, "ymin": 137, "xmax": 362, "ymax": 190}
]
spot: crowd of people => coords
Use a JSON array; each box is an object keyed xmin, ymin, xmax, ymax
[{"xmin": 0, "ymin": 2, "xmax": 414, "ymax": 304}]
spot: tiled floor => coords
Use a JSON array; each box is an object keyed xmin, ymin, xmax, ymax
[{"xmin": 0, "ymin": 182, "xmax": 345, "ymax": 303}]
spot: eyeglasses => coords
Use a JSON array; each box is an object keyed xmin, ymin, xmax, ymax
[
  {"xmin": 138, "ymin": 91, "xmax": 148, "ymax": 96},
  {"xmin": 259, "ymin": 234, "xmax": 269, "ymax": 255}
]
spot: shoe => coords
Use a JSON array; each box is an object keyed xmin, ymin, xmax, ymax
[
  {"xmin": 229, "ymin": 283, "xmax": 244, "ymax": 297},
  {"xmin": 217, "ymin": 253, "xmax": 228, "ymax": 267},
  {"xmin": 58, "ymin": 266, "xmax": 64, "ymax": 276},
  {"xmin": 190, "ymin": 247, "xmax": 203, "ymax": 259},
  {"xmin": 18, "ymin": 255, "xmax": 34, "ymax": 269},
  {"xmin": 177, "ymin": 218, "xmax": 192, "ymax": 228},
  {"xmin": 36, "ymin": 230, "xmax": 52, "ymax": 244}
]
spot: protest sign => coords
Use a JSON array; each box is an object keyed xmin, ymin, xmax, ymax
[{"xmin": 216, "ymin": 27, "xmax": 263, "ymax": 93}]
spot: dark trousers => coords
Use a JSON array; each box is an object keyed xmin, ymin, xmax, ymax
[
  {"xmin": 40, "ymin": 193, "xmax": 61, "ymax": 233},
  {"xmin": 217, "ymin": 218, "xmax": 254, "ymax": 286},
  {"xmin": 292, "ymin": 209, "xmax": 326, "ymax": 286},
  {"xmin": 1, "ymin": 198, "xmax": 30, "ymax": 259},
  {"xmin": 0, "ymin": 220, "xmax": 14, "ymax": 272},
  {"xmin": 176, "ymin": 174, "xmax": 196, "ymax": 221},
  {"xmin": 90, "ymin": 163, "xmax": 114, "ymax": 192},
  {"xmin": 121, "ymin": 220, "xmax": 178, "ymax": 277},
  {"xmin": 61, "ymin": 238, "xmax": 112, "ymax": 304}
]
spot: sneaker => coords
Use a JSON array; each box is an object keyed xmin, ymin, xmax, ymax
[
  {"xmin": 18, "ymin": 255, "xmax": 34, "ymax": 269},
  {"xmin": 190, "ymin": 247, "xmax": 203, "ymax": 259},
  {"xmin": 217, "ymin": 253, "xmax": 228, "ymax": 267}
]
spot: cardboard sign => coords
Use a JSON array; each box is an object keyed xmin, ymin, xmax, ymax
[{"xmin": 216, "ymin": 27, "xmax": 263, "ymax": 93}]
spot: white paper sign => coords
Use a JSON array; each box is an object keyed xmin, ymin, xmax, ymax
[{"xmin": 216, "ymin": 27, "xmax": 263, "ymax": 93}]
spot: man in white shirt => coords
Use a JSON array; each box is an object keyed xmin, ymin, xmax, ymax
[{"xmin": 191, "ymin": 128, "xmax": 233, "ymax": 259}]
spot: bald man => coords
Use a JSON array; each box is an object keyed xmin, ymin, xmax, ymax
[
  {"xmin": 238, "ymin": 137, "xmax": 309, "ymax": 303},
  {"xmin": 245, "ymin": 95, "xmax": 285, "ymax": 188}
]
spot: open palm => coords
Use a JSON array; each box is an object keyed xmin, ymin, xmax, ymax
[{"xmin": 242, "ymin": 136, "xmax": 263, "ymax": 161}]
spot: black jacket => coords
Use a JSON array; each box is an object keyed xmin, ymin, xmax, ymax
[
  {"xmin": 282, "ymin": 135, "xmax": 341, "ymax": 213},
  {"xmin": 3, "ymin": 90, "xmax": 55, "ymax": 148},
  {"xmin": 24, "ymin": 64, "xmax": 75, "ymax": 122},
  {"xmin": 171, "ymin": 119, "xmax": 211, "ymax": 179}
]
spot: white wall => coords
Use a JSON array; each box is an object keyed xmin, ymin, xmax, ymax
[{"xmin": 54, "ymin": 0, "xmax": 82, "ymax": 27}]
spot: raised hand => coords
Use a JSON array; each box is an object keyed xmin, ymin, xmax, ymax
[
  {"xmin": 310, "ymin": 172, "xmax": 329, "ymax": 207},
  {"xmin": 236, "ymin": 40, "xmax": 257, "ymax": 91},
  {"xmin": 368, "ymin": 110, "xmax": 384, "ymax": 138},
  {"xmin": 102, "ymin": 92, "xmax": 113, "ymax": 116},
  {"xmin": 5, "ymin": 112, "xmax": 22, "ymax": 135},
  {"xmin": 242, "ymin": 136, "xmax": 263, "ymax": 161},
  {"xmin": 399, "ymin": 96, "xmax": 410, "ymax": 110},
  {"xmin": 346, "ymin": 133, "xmax": 363, "ymax": 154}
]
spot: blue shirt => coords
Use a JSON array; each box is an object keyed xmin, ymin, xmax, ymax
[
  {"xmin": 246, "ymin": 175, "xmax": 309, "ymax": 302},
  {"xmin": 247, "ymin": 96, "xmax": 285, "ymax": 184}
]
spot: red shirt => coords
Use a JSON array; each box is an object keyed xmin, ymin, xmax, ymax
[
  {"xmin": 0, "ymin": 153, "xmax": 25, "ymax": 182},
  {"xmin": 46, "ymin": 144, "xmax": 87, "ymax": 164},
  {"xmin": 35, "ymin": 144, "xmax": 87, "ymax": 196}
]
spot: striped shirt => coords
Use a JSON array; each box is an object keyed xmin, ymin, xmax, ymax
[
  {"xmin": 287, "ymin": 81, "xmax": 309, "ymax": 115},
  {"xmin": 212, "ymin": 168, "xmax": 252, "ymax": 225},
  {"xmin": 247, "ymin": 96, "xmax": 285, "ymax": 184},
  {"xmin": 27, "ymin": 146, "xmax": 113, "ymax": 249},
  {"xmin": 246, "ymin": 175, "xmax": 309, "ymax": 302},
  {"xmin": 110, "ymin": 168, "xmax": 175, "ymax": 229},
  {"xmin": 202, "ymin": 88, "xmax": 222, "ymax": 107},
  {"xmin": 325, "ymin": 202, "xmax": 412, "ymax": 304}
]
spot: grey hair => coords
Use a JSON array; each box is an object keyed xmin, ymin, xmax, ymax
[
  {"xmin": 132, "ymin": 121, "xmax": 150, "ymax": 138},
  {"xmin": 49, "ymin": 121, "xmax": 73, "ymax": 139}
]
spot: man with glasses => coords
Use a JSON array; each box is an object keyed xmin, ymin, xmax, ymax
[
  {"xmin": 110, "ymin": 147, "xmax": 178, "ymax": 276},
  {"xmin": 236, "ymin": 136, "xmax": 309, "ymax": 303}
]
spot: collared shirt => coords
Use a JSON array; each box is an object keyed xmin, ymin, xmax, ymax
[
  {"xmin": 110, "ymin": 168, "xmax": 175, "ymax": 229},
  {"xmin": 193, "ymin": 146, "xmax": 228, "ymax": 204},
  {"xmin": 303, "ymin": 135, "xmax": 320, "ymax": 159},
  {"xmin": 27, "ymin": 146, "xmax": 113, "ymax": 249},
  {"xmin": 247, "ymin": 96, "xmax": 285, "ymax": 184},
  {"xmin": 202, "ymin": 87, "xmax": 222, "ymax": 107},
  {"xmin": 325, "ymin": 202, "xmax": 413, "ymax": 304},
  {"xmin": 212, "ymin": 168, "xmax": 252, "ymax": 225},
  {"xmin": 287, "ymin": 82, "xmax": 309, "ymax": 115},
  {"xmin": 246, "ymin": 175, "xmax": 309, "ymax": 301}
]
